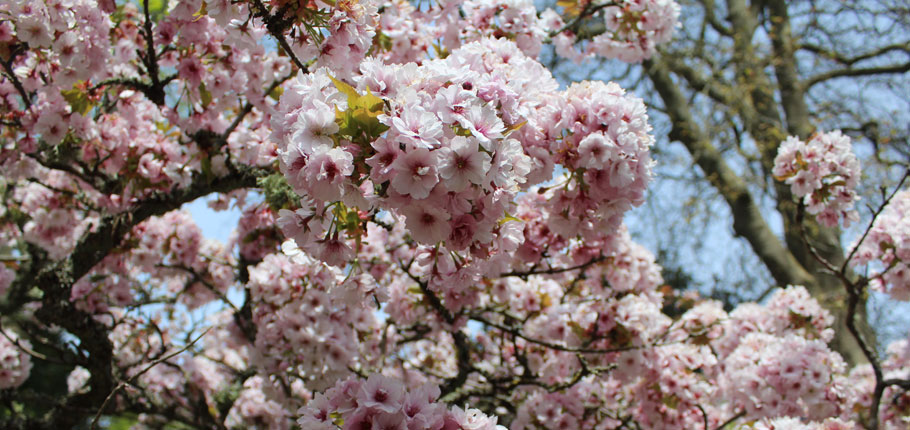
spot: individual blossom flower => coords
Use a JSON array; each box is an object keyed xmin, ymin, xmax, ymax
[
  {"xmin": 437, "ymin": 136, "xmax": 491, "ymax": 192},
  {"xmin": 15, "ymin": 14, "xmax": 54, "ymax": 48},
  {"xmin": 577, "ymin": 132, "xmax": 617, "ymax": 169},
  {"xmin": 588, "ymin": 0, "xmax": 681, "ymax": 63},
  {"xmin": 313, "ymin": 233, "xmax": 355, "ymax": 268},
  {"xmin": 458, "ymin": 104, "xmax": 505, "ymax": 149},
  {"xmin": 400, "ymin": 203, "xmax": 452, "ymax": 245},
  {"xmin": 177, "ymin": 56, "xmax": 205, "ymax": 87},
  {"xmin": 298, "ymin": 375, "xmax": 505, "ymax": 430},
  {"xmin": 357, "ymin": 374, "xmax": 406, "ymax": 414},
  {"xmin": 366, "ymin": 138, "xmax": 403, "ymax": 183},
  {"xmin": 390, "ymin": 104, "xmax": 443, "ymax": 149},
  {"xmin": 290, "ymin": 99, "xmax": 339, "ymax": 151},
  {"xmin": 303, "ymin": 145, "xmax": 354, "ymax": 201},
  {"xmin": 67, "ymin": 366, "xmax": 90, "ymax": 394},
  {"xmin": 390, "ymin": 148, "xmax": 439, "ymax": 199}
]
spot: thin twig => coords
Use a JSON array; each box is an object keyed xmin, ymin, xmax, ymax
[
  {"xmin": 842, "ymin": 168, "xmax": 910, "ymax": 274},
  {"xmin": 715, "ymin": 410, "xmax": 745, "ymax": 430},
  {"xmin": 548, "ymin": 1, "xmax": 620, "ymax": 38},
  {"xmin": 90, "ymin": 328, "xmax": 210, "ymax": 430},
  {"xmin": 501, "ymin": 255, "xmax": 606, "ymax": 278}
]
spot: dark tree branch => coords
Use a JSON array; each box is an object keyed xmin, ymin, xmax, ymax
[
  {"xmin": 805, "ymin": 62, "xmax": 910, "ymax": 89},
  {"xmin": 644, "ymin": 57, "xmax": 815, "ymax": 290},
  {"xmin": 798, "ymin": 42, "xmax": 910, "ymax": 66},
  {"xmin": 0, "ymin": 44, "xmax": 32, "ymax": 109},
  {"xmin": 16, "ymin": 164, "xmax": 267, "ymax": 429},
  {"xmin": 140, "ymin": 0, "xmax": 166, "ymax": 105},
  {"xmin": 501, "ymin": 255, "xmax": 606, "ymax": 278}
]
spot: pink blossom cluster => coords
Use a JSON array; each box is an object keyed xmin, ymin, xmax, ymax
[
  {"xmin": 298, "ymin": 374, "xmax": 506, "ymax": 430},
  {"xmin": 614, "ymin": 344, "xmax": 719, "ymax": 428},
  {"xmin": 715, "ymin": 286, "xmax": 835, "ymax": 355},
  {"xmin": 159, "ymin": 0, "xmax": 292, "ymax": 115},
  {"xmin": 248, "ymin": 252, "xmax": 383, "ymax": 391},
  {"xmin": 455, "ymin": 0, "xmax": 549, "ymax": 57},
  {"xmin": 517, "ymin": 80, "xmax": 656, "ymax": 242},
  {"xmin": 14, "ymin": 169, "xmax": 94, "ymax": 260},
  {"xmin": 2, "ymin": 0, "xmax": 291, "ymax": 203},
  {"xmin": 773, "ymin": 131, "xmax": 861, "ymax": 227},
  {"xmin": 474, "ymin": 230, "xmax": 723, "ymax": 429},
  {"xmin": 485, "ymin": 285, "xmax": 858, "ymax": 430},
  {"xmin": 700, "ymin": 287, "xmax": 849, "ymax": 424},
  {"xmin": 274, "ymin": 37, "xmax": 655, "ymax": 275},
  {"xmin": 5, "ymin": 1, "xmax": 910, "ymax": 429},
  {"xmin": 847, "ymin": 336, "xmax": 910, "ymax": 428},
  {"xmin": 849, "ymin": 189, "xmax": 910, "ymax": 300},
  {"xmin": 370, "ymin": 0, "xmax": 556, "ymax": 62},
  {"xmin": 4, "ymin": 0, "xmax": 112, "ymax": 90},
  {"xmin": 224, "ymin": 375, "xmax": 300, "ymax": 430},
  {"xmin": 230, "ymin": 203, "xmax": 282, "ymax": 261},
  {"xmin": 511, "ymin": 382, "xmax": 628, "ymax": 430},
  {"xmin": 743, "ymin": 417, "xmax": 856, "ymax": 430},
  {"xmin": 312, "ymin": 0, "xmax": 380, "ymax": 79},
  {"xmin": 510, "ymin": 196, "xmax": 661, "ymax": 277},
  {"xmin": 371, "ymin": 0, "xmax": 433, "ymax": 64},
  {"xmin": 0, "ymin": 329, "xmax": 31, "ymax": 389},
  {"xmin": 546, "ymin": 0, "xmax": 681, "ymax": 63},
  {"xmin": 719, "ymin": 332, "xmax": 848, "ymax": 420},
  {"xmin": 366, "ymin": 0, "xmax": 680, "ymax": 64}
]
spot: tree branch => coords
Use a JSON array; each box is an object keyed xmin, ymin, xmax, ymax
[
  {"xmin": 805, "ymin": 62, "xmax": 910, "ymax": 89},
  {"xmin": 19, "ymin": 164, "xmax": 267, "ymax": 429},
  {"xmin": 643, "ymin": 57, "xmax": 815, "ymax": 289}
]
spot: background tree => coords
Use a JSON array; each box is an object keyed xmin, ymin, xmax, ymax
[
  {"xmin": 541, "ymin": 0, "xmax": 910, "ymax": 364},
  {"xmin": 0, "ymin": 0, "xmax": 908, "ymax": 430}
]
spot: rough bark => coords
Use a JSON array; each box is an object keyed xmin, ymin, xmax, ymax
[{"xmin": 8, "ymin": 165, "xmax": 267, "ymax": 429}]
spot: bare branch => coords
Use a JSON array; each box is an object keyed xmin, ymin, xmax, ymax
[
  {"xmin": 90, "ymin": 328, "xmax": 210, "ymax": 430},
  {"xmin": 805, "ymin": 62, "xmax": 910, "ymax": 89}
]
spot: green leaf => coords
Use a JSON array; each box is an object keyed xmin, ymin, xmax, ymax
[
  {"xmin": 504, "ymin": 120, "xmax": 527, "ymax": 136},
  {"xmin": 567, "ymin": 320, "xmax": 587, "ymax": 339},
  {"xmin": 329, "ymin": 76, "xmax": 383, "ymax": 115},
  {"xmin": 148, "ymin": 0, "xmax": 168, "ymax": 16},
  {"xmin": 498, "ymin": 212, "xmax": 523, "ymax": 225},
  {"xmin": 107, "ymin": 415, "xmax": 139, "ymax": 430},
  {"xmin": 268, "ymin": 85, "xmax": 284, "ymax": 101},
  {"xmin": 61, "ymin": 86, "xmax": 94, "ymax": 116},
  {"xmin": 432, "ymin": 43, "xmax": 449, "ymax": 59},
  {"xmin": 329, "ymin": 75, "xmax": 388, "ymax": 143},
  {"xmin": 329, "ymin": 75, "xmax": 359, "ymax": 100},
  {"xmin": 198, "ymin": 82, "xmax": 212, "ymax": 107}
]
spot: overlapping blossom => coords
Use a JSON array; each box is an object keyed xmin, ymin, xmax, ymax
[
  {"xmin": 274, "ymin": 37, "xmax": 655, "ymax": 277},
  {"xmin": 297, "ymin": 374, "xmax": 506, "ymax": 430},
  {"xmin": 0, "ymin": 329, "xmax": 31, "ymax": 390},
  {"xmin": 773, "ymin": 131, "xmax": 861, "ymax": 227},
  {"xmin": 850, "ymin": 189, "xmax": 910, "ymax": 300},
  {"xmin": 248, "ymin": 251, "xmax": 384, "ymax": 391},
  {"xmin": 545, "ymin": 0, "xmax": 681, "ymax": 63}
]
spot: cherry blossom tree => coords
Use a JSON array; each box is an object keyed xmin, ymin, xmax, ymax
[
  {"xmin": 558, "ymin": 0, "xmax": 910, "ymax": 365},
  {"xmin": 0, "ymin": 1, "xmax": 907, "ymax": 430}
]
